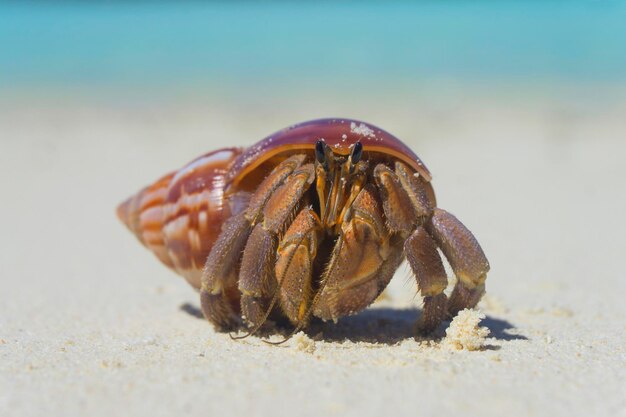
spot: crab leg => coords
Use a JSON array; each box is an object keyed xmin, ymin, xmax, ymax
[
  {"xmin": 393, "ymin": 161, "xmax": 436, "ymax": 216},
  {"xmin": 200, "ymin": 155, "xmax": 306, "ymax": 330},
  {"xmin": 274, "ymin": 208, "xmax": 323, "ymax": 325},
  {"xmin": 237, "ymin": 163, "xmax": 316, "ymax": 327},
  {"xmin": 426, "ymin": 208, "xmax": 490, "ymax": 316},
  {"xmin": 373, "ymin": 164, "xmax": 416, "ymax": 234},
  {"xmin": 374, "ymin": 163, "xmax": 446, "ymax": 333},
  {"xmin": 378, "ymin": 162, "xmax": 489, "ymax": 331},
  {"xmin": 404, "ymin": 227, "xmax": 449, "ymax": 334},
  {"xmin": 199, "ymin": 213, "xmax": 251, "ymax": 330}
]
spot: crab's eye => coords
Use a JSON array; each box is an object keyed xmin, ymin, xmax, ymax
[
  {"xmin": 351, "ymin": 142, "xmax": 363, "ymax": 164},
  {"xmin": 315, "ymin": 140, "xmax": 326, "ymax": 164}
]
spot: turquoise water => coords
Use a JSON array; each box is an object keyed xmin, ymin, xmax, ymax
[{"xmin": 1, "ymin": 2, "xmax": 626, "ymax": 90}]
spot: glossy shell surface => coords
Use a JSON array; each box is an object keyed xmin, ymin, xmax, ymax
[
  {"xmin": 117, "ymin": 148, "xmax": 241, "ymax": 288},
  {"xmin": 227, "ymin": 118, "xmax": 431, "ymax": 190},
  {"xmin": 118, "ymin": 118, "xmax": 431, "ymax": 289}
]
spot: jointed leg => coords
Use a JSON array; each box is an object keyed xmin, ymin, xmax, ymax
[
  {"xmin": 448, "ymin": 282, "xmax": 485, "ymax": 317},
  {"xmin": 376, "ymin": 162, "xmax": 489, "ymax": 334},
  {"xmin": 238, "ymin": 223, "xmax": 277, "ymax": 326},
  {"xmin": 404, "ymin": 227, "xmax": 449, "ymax": 334},
  {"xmin": 373, "ymin": 164, "xmax": 415, "ymax": 234},
  {"xmin": 275, "ymin": 208, "xmax": 323, "ymax": 325},
  {"xmin": 375, "ymin": 163, "xmax": 448, "ymax": 333},
  {"xmin": 426, "ymin": 208, "xmax": 489, "ymax": 316},
  {"xmin": 393, "ymin": 161, "xmax": 435, "ymax": 217},
  {"xmin": 237, "ymin": 163, "xmax": 316, "ymax": 328},
  {"xmin": 200, "ymin": 155, "xmax": 306, "ymax": 329},
  {"xmin": 200, "ymin": 214, "xmax": 250, "ymax": 330}
]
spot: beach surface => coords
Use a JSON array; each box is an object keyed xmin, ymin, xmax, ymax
[{"xmin": 1, "ymin": 90, "xmax": 625, "ymax": 417}]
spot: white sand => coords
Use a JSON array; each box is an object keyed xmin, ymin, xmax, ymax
[
  {"xmin": 443, "ymin": 309, "xmax": 490, "ymax": 351},
  {"xmin": 1, "ymin": 90, "xmax": 625, "ymax": 417}
]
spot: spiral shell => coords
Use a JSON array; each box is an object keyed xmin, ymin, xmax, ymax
[
  {"xmin": 117, "ymin": 119, "xmax": 434, "ymax": 290},
  {"xmin": 117, "ymin": 148, "xmax": 242, "ymax": 289}
]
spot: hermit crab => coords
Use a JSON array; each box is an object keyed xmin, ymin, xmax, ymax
[{"xmin": 117, "ymin": 118, "xmax": 489, "ymax": 340}]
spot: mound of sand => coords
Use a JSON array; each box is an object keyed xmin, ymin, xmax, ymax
[{"xmin": 444, "ymin": 309, "xmax": 490, "ymax": 351}]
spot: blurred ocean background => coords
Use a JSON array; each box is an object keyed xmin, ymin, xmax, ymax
[{"xmin": 2, "ymin": 2, "xmax": 626, "ymax": 95}]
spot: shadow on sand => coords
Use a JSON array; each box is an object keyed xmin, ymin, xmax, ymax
[
  {"xmin": 180, "ymin": 303, "xmax": 527, "ymax": 345},
  {"xmin": 311, "ymin": 307, "xmax": 527, "ymax": 344}
]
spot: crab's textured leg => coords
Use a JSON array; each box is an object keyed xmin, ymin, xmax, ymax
[
  {"xmin": 393, "ymin": 161, "xmax": 436, "ymax": 216},
  {"xmin": 314, "ymin": 185, "xmax": 403, "ymax": 321},
  {"xmin": 426, "ymin": 208, "xmax": 489, "ymax": 316},
  {"xmin": 200, "ymin": 213, "xmax": 249, "ymax": 330},
  {"xmin": 238, "ymin": 163, "xmax": 316, "ymax": 327},
  {"xmin": 373, "ymin": 164, "xmax": 416, "ymax": 234},
  {"xmin": 237, "ymin": 223, "xmax": 277, "ymax": 327},
  {"xmin": 385, "ymin": 162, "xmax": 489, "ymax": 329},
  {"xmin": 200, "ymin": 155, "xmax": 306, "ymax": 330},
  {"xmin": 274, "ymin": 208, "xmax": 323, "ymax": 325},
  {"xmin": 374, "ymin": 162, "xmax": 449, "ymax": 334},
  {"xmin": 404, "ymin": 227, "xmax": 449, "ymax": 334}
]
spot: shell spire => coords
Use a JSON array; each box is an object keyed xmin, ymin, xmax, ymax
[
  {"xmin": 117, "ymin": 148, "xmax": 242, "ymax": 289},
  {"xmin": 117, "ymin": 172, "xmax": 177, "ymax": 267}
]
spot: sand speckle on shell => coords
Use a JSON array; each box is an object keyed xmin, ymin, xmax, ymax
[
  {"xmin": 350, "ymin": 121, "xmax": 376, "ymax": 138},
  {"xmin": 444, "ymin": 309, "xmax": 490, "ymax": 351}
]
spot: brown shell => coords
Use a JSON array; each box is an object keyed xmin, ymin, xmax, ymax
[
  {"xmin": 118, "ymin": 118, "xmax": 432, "ymax": 289},
  {"xmin": 227, "ymin": 118, "xmax": 431, "ymax": 191},
  {"xmin": 117, "ymin": 148, "xmax": 242, "ymax": 288}
]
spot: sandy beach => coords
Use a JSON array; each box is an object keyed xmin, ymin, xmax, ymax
[{"xmin": 1, "ymin": 89, "xmax": 625, "ymax": 417}]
